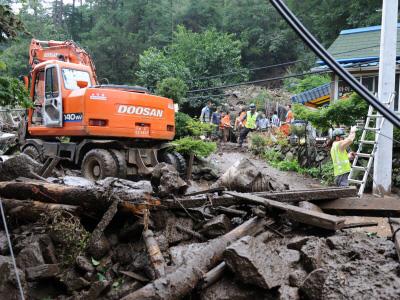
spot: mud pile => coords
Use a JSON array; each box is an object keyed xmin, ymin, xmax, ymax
[{"xmin": 0, "ymin": 160, "xmax": 399, "ymax": 299}]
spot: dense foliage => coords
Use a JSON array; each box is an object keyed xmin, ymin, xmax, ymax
[
  {"xmin": 173, "ymin": 136, "xmax": 217, "ymax": 158},
  {"xmin": 293, "ymin": 93, "xmax": 369, "ymax": 130},
  {"xmin": 175, "ymin": 112, "xmax": 214, "ymax": 138},
  {"xmin": 0, "ymin": 0, "xmax": 382, "ymax": 87},
  {"xmin": 156, "ymin": 77, "xmax": 188, "ymax": 105},
  {"xmin": 284, "ymin": 74, "xmax": 331, "ymax": 94}
]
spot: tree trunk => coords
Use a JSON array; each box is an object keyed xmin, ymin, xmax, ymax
[
  {"xmin": 143, "ymin": 229, "xmax": 166, "ymax": 278},
  {"xmin": 1, "ymin": 198, "xmax": 78, "ymax": 222},
  {"xmin": 121, "ymin": 217, "xmax": 265, "ymax": 300}
]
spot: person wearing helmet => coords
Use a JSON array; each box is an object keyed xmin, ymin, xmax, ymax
[
  {"xmin": 238, "ymin": 103, "xmax": 259, "ymax": 147},
  {"xmin": 330, "ymin": 126, "xmax": 357, "ymax": 186}
]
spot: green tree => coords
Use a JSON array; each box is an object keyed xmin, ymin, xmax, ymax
[
  {"xmin": 156, "ymin": 77, "xmax": 188, "ymax": 104},
  {"xmin": 284, "ymin": 74, "xmax": 331, "ymax": 94}
]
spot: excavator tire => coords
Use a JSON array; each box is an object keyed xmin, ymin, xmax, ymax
[
  {"xmin": 161, "ymin": 151, "xmax": 187, "ymax": 176},
  {"xmin": 22, "ymin": 145, "xmax": 43, "ymax": 163},
  {"xmin": 108, "ymin": 149, "xmax": 127, "ymax": 179},
  {"xmin": 81, "ymin": 149, "xmax": 118, "ymax": 181}
]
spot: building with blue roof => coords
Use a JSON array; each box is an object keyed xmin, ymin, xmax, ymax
[{"xmin": 295, "ymin": 24, "xmax": 400, "ymax": 112}]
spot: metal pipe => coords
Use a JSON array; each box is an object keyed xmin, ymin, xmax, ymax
[{"xmin": 269, "ymin": 0, "xmax": 400, "ymax": 128}]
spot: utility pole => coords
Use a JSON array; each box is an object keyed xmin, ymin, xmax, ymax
[{"xmin": 373, "ymin": 0, "xmax": 398, "ymax": 195}]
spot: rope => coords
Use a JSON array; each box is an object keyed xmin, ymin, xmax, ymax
[{"xmin": 0, "ymin": 198, "xmax": 25, "ymax": 300}]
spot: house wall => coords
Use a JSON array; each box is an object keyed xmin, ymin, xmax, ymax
[{"xmin": 331, "ymin": 69, "xmax": 400, "ymax": 112}]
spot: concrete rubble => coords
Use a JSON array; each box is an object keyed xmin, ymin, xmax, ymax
[{"xmin": 0, "ymin": 157, "xmax": 399, "ymax": 300}]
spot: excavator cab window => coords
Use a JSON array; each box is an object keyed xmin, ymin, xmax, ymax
[
  {"xmin": 45, "ymin": 67, "xmax": 59, "ymax": 98},
  {"xmin": 43, "ymin": 65, "xmax": 63, "ymax": 127}
]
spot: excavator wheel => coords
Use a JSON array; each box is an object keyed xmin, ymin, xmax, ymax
[
  {"xmin": 161, "ymin": 151, "xmax": 187, "ymax": 176},
  {"xmin": 108, "ymin": 149, "xmax": 127, "ymax": 179},
  {"xmin": 81, "ymin": 149, "xmax": 118, "ymax": 181},
  {"xmin": 22, "ymin": 145, "xmax": 43, "ymax": 163}
]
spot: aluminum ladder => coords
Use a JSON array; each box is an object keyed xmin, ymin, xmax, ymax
[{"xmin": 348, "ymin": 93, "xmax": 395, "ymax": 197}]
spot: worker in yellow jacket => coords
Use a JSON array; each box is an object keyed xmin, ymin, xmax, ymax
[
  {"xmin": 238, "ymin": 103, "xmax": 259, "ymax": 147},
  {"xmin": 330, "ymin": 126, "xmax": 357, "ymax": 186}
]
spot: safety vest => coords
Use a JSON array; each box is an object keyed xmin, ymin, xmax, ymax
[
  {"xmin": 330, "ymin": 142, "xmax": 351, "ymax": 177},
  {"xmin": 245, "ymin": 111, "xmax": 258, "ymax": 129}
]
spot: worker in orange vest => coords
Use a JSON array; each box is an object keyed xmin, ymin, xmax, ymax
[{"xmin": 220, "ymin": 111, "xmax": 232, "ymax": 142}]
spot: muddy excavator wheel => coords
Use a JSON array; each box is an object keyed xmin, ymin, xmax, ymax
[
  {"xmin": 108, "ymin": 149, "xmax": 127, "ymax": 179},
  {"xmin": 22, "ymin": 145, "xmax": 43, "ymax": 162},
  {"xmin": 161, "ymin": 151, "xmax": 187, "ymax": 176},
  {"xmin": 81, "ymin": 149, "xmax": 118, "ymax": 181}
]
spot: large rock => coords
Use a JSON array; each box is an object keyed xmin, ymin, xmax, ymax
[
  {"xmin": 300, "ymin": 238, "xmax": 324, "ymax": 272},
  {"xmin": 16, "ymin": 241, "xmax": 45, "ymax": 270},
  {"xmin": 211, "ymin": 158, "xmax": 287, "ymax": 192},
  {"xmin": 200, "ymin": 276, "xmax": 266, "ymax": 300},
  {"xmin": 224, "ymin": 236, "xmax": 288, "ymax": 289},
  {"xmin": 0, "ymin": 255, "xmax": 27, "ymax": 300},
  {"xmin": 25, "ymin": 264, "xmax": 60, "ymax": 281},
  {"xmin": 200, "ymin": 214, "xmax": 231, "ymax": 238},
  {"xmin": 0, "ymin": 154, "xmax": 42, "ymax": 181},
  {"xmin": 299, "ymin": 268, "xmax": 327, "ymax": 300},
  {"xmin": 151, "ymin": 163, "xmax": 188, "ymax": 197},
  {"xmin": 59, "ymin": 268, "xmax": 91, "ymax": 293}
]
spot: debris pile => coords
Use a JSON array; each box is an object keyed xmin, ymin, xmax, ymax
[{"xmin": 0, "ymin": 159, "xmax": 400, "ymax": 299}]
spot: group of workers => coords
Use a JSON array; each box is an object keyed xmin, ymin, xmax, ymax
[{"xmin": 200, "ymin": 101, "xmax": 294, "ymax": 145}]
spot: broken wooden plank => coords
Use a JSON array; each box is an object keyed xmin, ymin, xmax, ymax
[
  {"xmin": 163, "ymin": 187, "xmax": 357, "ymax": 210},
  {"xmin": 253, "ymin": 186, "xmax": 357, "ymax": 202},
  {"xmin": 184, "ymin": 187, "xmax": 226, "ymax": 197},
  {"xmin": 389, "ymin": 218, "xmax": 400, "ymax": 260},
  {"xmin": 342, "ymin": 222, "xmax": 379, "ymax": 229},
  {"xmin": 225, "ymin": 191, "xmax": 345, "ymax": 231},
  {"xmin": 318, "ymin": 197, "xmax": 400, "ymax": 217}
]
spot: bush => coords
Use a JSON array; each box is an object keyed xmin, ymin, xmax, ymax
[
  {"xmin": 284, "ymin": 74, "xmax": 330, "ymax": 94},
  {"xmin": 175, "ymin": 112, "xmax": 214, "ymax": 138},
  {"xmin": 173, "ymin": 137, "xmax": 217, "ymax": 158},
  {"xmin": 293, "ymin": 93, "xmax": 368, "ymax": 130},
  {"xmin": 156, "ymin": 77, "xmax": 188, "ymax": 105}
]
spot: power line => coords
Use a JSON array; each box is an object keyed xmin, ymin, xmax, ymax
[
  {"xmin": 186, "ymin": 43, "xmax": 393, "ymax": 84},
  {"xmin": 187, "ymin": 69, "xmax": 329, "ymax": 94}
]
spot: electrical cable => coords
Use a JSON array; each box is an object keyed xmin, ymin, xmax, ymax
[
  {"xmin": 269, "ymin": 0, "xmax": 400, "ymax": 128},
  {"xmin": 0, "ymin": 198, "xmax": 25, "ymax": 300},
  {"xmin": 187, "ymin": 69, "xmax": 329, "ymax": 94}
]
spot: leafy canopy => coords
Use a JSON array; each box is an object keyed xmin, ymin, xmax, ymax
[
  {"xmin": 293, "ymin": 93, "xmax": 369, "ymax": 130},
  {"xmin": 284, "ymin": 74, "xmax": 331, "ymax": 94},
  {"xmin": 156, "ymin": 77, "xmax": 188, "ymax": 105}
]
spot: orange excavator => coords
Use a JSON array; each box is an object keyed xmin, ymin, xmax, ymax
[{"xmin": 19, "ymin": 39, "xmax": 185, "ymax": 180}]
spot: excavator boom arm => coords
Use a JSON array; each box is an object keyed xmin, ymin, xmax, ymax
[{"xmin": 29, "ymin": 39, "xmax": 98, "ymax": 83}]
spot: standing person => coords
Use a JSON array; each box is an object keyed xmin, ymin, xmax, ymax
[
  {"xmin": 285, "ymin": 104, "xmax": 294, "ymax": 124},
  {"xmin": 330, "ymin": 126, "xmax": 357, "ymax": 187},
  {"xmin": 220, "ymin": 111, "xmax": 232, "ymax": 142},
  {"xmin": 238, "ymin": 103, "xmax": 259, "ymax": 147},
  {"xmin": 210, "ymin": 106, "xmax": 222, "ymax": 139},
  {"xmin": 271, "ymin": 111, "xmax": 280, "ymax": 129},
  {"xmin": 256, "ymin": 112, "xmax": 269, "ymax": 132},
  {"xmin": 199, "ymin": 101, "xmax": 212, "ymax": 123},
  {"xmin": 235, "ymin": 107, "xmax": 247, "ymax": 130}
]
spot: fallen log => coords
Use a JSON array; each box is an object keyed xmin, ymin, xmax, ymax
[
  {"xmin": 198, "ymin": 262, "xmax": 226, "ymax": 290},
  {"xmin": 88, "ymin": 198, "xmax": 119, "ymax": 259},
  {"xmin": 317, "ymin": 197, "xmax": 400, "ymax": 217},
  {"xmin": 225, "ymin": 191, "xmax": 345, "ymax": 230},
  {"xmin": 121, "ymin": 216, "xmax": 266, "ymax": 300},
  {"xmin": 143, "ymin": 229, "xmax": 166, "ymax": 278},
  {"xmin": 0, "ymin": 180, "xmax": 159, "ymax": 215},
  {"xmin": 1, "ymin": 198, "xmax": 78, "ymax": 222}
]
